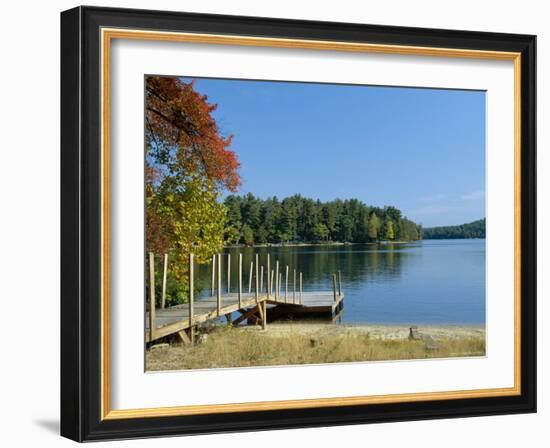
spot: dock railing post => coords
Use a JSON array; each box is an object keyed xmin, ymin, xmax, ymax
[
  {"xmin": 278, "ymin": 273, "xmax": 282, "ymax": 297},
  {"xmin": 189, "ymin": 253, "xmax": 194, "ymax": 343},
  {"xmin": 266, "ymin": 254, "xmax": 270, "ymax": 299},
  {"xmin": 293, "ymin": 269, "xmax": 297, "ymax": 304},
  {"xmin": 211, "ymin": 254, "xmax": 216, "ymax": 297},
  {"xmin": 227, "ymin": 253, "xmax": 231, "ymax": 293},
  {"xmin": 285, "ymin": 265, "xmax": 289, "ymax": 303},
  {"xmin": 217, "ymin": 253, "xmax": 222, "ymax": 316},
  {"xmin": 275, "ymin": 260, "xmax": 279, "ymax": 299},
  {"xmin": 161, "ymin": 253, "xmax": 168, "ymax": 309},
  {"xmin": 248, "ymin": 261, "xmax": 253, "ymax": 295},
  {"xmin": 148, "ymin": 252, "xmax": 156, "ymax": 342},
  {"xmin": 255, "ymin": 254, "xmax": 259, "ymax": 303},
  {"xmin": 338, "ymin": 270, "xmax": 342, "ymax": 296},
  {"xmin": 300, "ymin": 272, "xmax": 303, "ymax": 304},
  {"xmin": 332, "ymin": 273, "xmax": 337, "ymax": 303},
  {"xmin": 270, "ymin": 270, "xmax": 274, "ymax": 296},
  {"xmin": 260, "ymin": 265, "xmax": 264, "ymax": 294},
  {"xmin": 238, "ymin": 253, "xmax": 242, "ymax": 308}
]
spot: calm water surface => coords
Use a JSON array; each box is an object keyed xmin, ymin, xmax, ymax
[{"xmin": 197, "ymin": 239, "xmax": 485, "ymax": 325}]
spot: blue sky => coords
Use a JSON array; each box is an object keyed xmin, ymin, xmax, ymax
[{"xmin": 185, "ymin": 77, "xmax": 486, "ymax": 227}]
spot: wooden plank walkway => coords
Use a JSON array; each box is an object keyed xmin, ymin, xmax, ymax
[
  {"xmin": 145, "ymin": 291, "xmax": 344, "ymax": 342},
  {"xmin": 146, "ymin": 293, "xmax": 261, "ymax": 342},
  {"xmin": 145, "ymin": 251, "xmax": 345, "ymax": 343}
]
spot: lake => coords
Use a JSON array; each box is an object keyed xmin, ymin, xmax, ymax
[{"xmin": 197, "ymin": 239, "xmax": 486, "ymax": 326}]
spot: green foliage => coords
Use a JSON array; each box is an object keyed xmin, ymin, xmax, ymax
[
  {"xmin": 368, "ymin": 212, "xmax": 380, "ymax": 240},
  {"xmin": 225, "ymin": 195, "xmax": 243, "ymax": 229},
  {"xmin": 153, "ymin": 265, "xmax": 212, "ymax": 309},
  {"xmin": 385, "ymin": 219, "xmax": 395, "ymax": 240},
  {"xmin": 241, "ymin": 224, "xmax": 255, "ymax": 246},
  {"xmin": 422, "ymin": 219, "xmax": 485, "ymax": 239},
  {"xmin": 224, "ymin": 194, "xmax": 422, "ymax": 244},
  {"xmin": 224, "ymin": 226, "xmax": 241, "ymax": 245},
  {"xmin": 312, "ymin": 223, "xmax": 330, "ymax": 241},
  {"xmin": 257, "ymin": 225, "xmax": 268, "ymax": 244},
  {"xmin": 147, "ymin": 174, "xmax": 227, "ymax": 305},
  {"xmin": 402, "ymin": 219, "xmax": 420, "ymax": 240},
  {"xmin": 153, "ymin": 174, "xmax": 226, "ymax": 266}
]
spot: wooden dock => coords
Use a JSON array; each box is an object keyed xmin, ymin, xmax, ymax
[{"xmin": 146, "ymin": 252, "xmax": 344, "ymax": 344}]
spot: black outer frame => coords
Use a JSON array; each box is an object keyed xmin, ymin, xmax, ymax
[{"xmin": 60, "ymin": 6, "xmax": 537, "ymax": 442}]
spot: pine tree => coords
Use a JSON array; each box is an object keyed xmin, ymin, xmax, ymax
[{"xmin": 241, "ymin": 224, "xmax": 254, "ymax": 246}]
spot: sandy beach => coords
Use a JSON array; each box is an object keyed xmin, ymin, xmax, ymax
[{"xmin": 249, "ymin": 322, "xmax": 485, "ymax": 340}]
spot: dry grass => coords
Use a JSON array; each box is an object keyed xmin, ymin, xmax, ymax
[{"xmin": 146, "ymin": 325, "xmax": 486, "ymax": 371}]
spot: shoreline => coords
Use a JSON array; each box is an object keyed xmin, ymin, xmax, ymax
[
  {"xmin": 224, "ymin": 238, "xmax": 485, "ymax": 249},
  {"xmin": 224, "ymin": 240, "xmax": 420, "ymax": 249},
  {"xmin": 232, "ymin": 322, "xmax": 486, "ymax": 340}
]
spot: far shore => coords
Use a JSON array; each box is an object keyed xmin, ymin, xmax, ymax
[
  {"xmin": 223, "ymin": 238, "xmax": 485, "ymax": 249},
  {"xmin": 224, "ymin": 240, "xmax": 420, "ymax": 249},
  {"xmin": 146, "ymin": 322, "xmax": 486, "ymax": 371}
]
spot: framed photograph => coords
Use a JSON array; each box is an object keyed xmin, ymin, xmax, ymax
[{"xmin": 60, "ymin": 6, "xmax": 536, "ymax": 441}]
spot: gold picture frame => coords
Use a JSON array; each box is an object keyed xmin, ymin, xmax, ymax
[{"xmin": 61, "ymin": 6, "xmax": 536, "ymax": 441}]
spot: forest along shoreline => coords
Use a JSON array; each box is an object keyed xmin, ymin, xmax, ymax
[
  {"xmin": 222, "ymin": 218, "xmax": 486, "ymax": 248},
  {"xmin": 146, "ymin": 323, "xmax": 486, "ymax": 370},
  {"xmin": 224, "ymin": 240, "xmax": 413, "ymax": 248},
  {"xmin": 222, "ymin": 193, "xmax": 423, "ymax": 247}
]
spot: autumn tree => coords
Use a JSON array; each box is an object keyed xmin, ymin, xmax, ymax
[
  {"xmin": 145, "ymin": 76, "xmax": 240, "ymax": 305},
  {"xmin": 146, "ymin": 76, "xmax": 240, "ymax": 191}
]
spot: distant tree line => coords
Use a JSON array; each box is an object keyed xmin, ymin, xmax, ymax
[
  {"xmin": 223, "ymin": 193, "xmax": 422, "ymax": 245},
  {"xmin": 422, "ymin": 218, "xmax": 485, "ymax": 239}
]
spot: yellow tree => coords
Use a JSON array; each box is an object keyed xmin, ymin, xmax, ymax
[{"xmin": 385, "ymin": 219, "xmax": 395, "ymax": 240}]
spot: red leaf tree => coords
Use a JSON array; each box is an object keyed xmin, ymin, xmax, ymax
[{"xmin": 145, "ymin": 76, "xmax": 240, "ymax": 191}]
